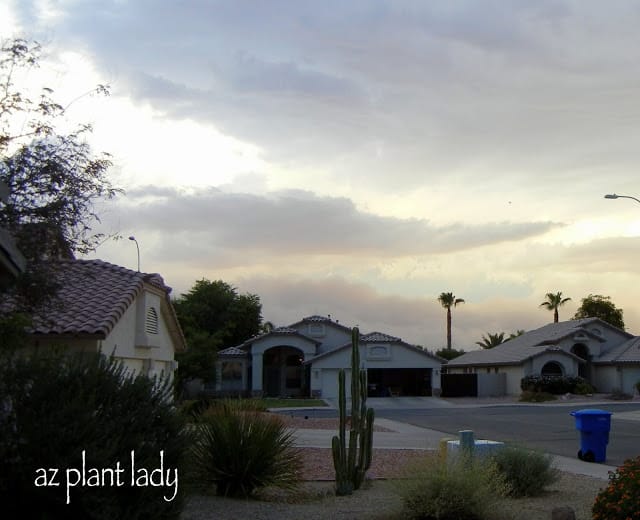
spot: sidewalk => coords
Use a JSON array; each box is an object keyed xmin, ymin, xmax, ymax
[{"xmin": 291, "ymin": 417, "xmax": 616, "ymax": 480}]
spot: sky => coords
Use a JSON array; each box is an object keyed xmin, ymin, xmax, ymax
[{"xmin": 4, "ymin": 0, "xmax": 640, "ymax": 350}]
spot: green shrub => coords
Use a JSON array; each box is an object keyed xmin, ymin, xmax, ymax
[
  {"xmin": 0, "ymin": 350, "xmax": 188, "ymax": 519},
  {"xmin": 397, "ymin": 453, "xmax": 508, "ymax": 520},
  {"xmin": 519, "ymin": 390, "xmax": 557, "ymax": 402},
  {"xmin": 491, "ymin": 446, "xmax": 559, "ymax": 497},
  {"xmin": 592, "ymin": 455, "xmax": 640, "ymax": 520},
  {"xmin": 190, "ymin": 402, "xmax": 302, "ymax": 497},
  {"xmin": 574, "ymin": 379, "xmax": 595, "ymax": 395},
  {"xmin": 520, "ymin": 375, "xmax": 592, "ymax": 395}
]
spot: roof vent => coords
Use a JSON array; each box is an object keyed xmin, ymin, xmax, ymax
[{"xmin": 145, "ymin": 307, "xmax": 159, "ymax": 334}]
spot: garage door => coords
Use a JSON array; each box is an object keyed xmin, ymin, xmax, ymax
[{"xmin": 367, "ymin": 368, "xmax": 432, "ymax": 396}]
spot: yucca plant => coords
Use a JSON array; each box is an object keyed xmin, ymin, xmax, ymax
[{"xmin": 190, "ymin": 402, "xmax": 302, "ymax": 498}]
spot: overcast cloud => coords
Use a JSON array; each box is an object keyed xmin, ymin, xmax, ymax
[{"xmin": 6, "ymin": 1, "xmax": 640, "ymax": 347}]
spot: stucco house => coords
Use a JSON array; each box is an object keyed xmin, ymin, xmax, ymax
[
  {"xmin": 2, "ymin": 259, "xmax": 186, "ymax": 378},
  {"xmin": 216, "ymin": 315, "xmax": 444, "ymax": 398},
  {"xmin": 446, "ymin": 318, "xmax": 640, "ymax": 396}
]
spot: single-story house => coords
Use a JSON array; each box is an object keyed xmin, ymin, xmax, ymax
[
  {"xmin": 216, "ymin": 315, "xmax": 444, "ymax": 398},
  {"xmin": 1, "ymin": 258, "xmax": 186, "ymax": 378},
  {"xmin": 446, "ymin": 318, "xmax": 640, "ymax": 395}
]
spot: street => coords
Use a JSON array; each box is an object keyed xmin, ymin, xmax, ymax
[
  {"xmin": 283, "ymin": 401, "xmax": 640, "ymax": 467},
  {"xmin": 376, "ymin": 403, "xmax": 640, "ymax": 467}
]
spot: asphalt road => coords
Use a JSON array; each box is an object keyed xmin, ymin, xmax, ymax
[
  {"xmin": 283, "ymin": 402, "xmax": 640, "ymax": 467},
  {"xmin": 377, "ymin": 403, "xmax": 640, "ymax": 467}
]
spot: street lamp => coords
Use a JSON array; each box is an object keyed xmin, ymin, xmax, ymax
[
  {"xmin": 604, "ymin": 193, "xmax": 640, "ymax": 204},
  {"xmin": 128, "ymin": 236, "xmax": 140, "ymax": 272}
]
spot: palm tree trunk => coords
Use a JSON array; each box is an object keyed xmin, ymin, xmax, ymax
[
  {"xmin": 446, "ymin": 307, "xmax": 452, "ymax": 350},
  {"xmin": 554, "ymin": 309, "xmax": 559, "ymax": 323}
]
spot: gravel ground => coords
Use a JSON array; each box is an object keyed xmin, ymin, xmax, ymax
[
  {"xmin": 181, "ymin": 415, "xmax": 607, "ymax": 520},
  {"xmin": 181, "ymin": 470, "xmax": 605, "ymax": 520}
]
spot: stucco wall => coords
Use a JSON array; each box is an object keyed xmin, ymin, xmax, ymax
[
  {"xmin": 249, "ymin": 335, "xmax": 318, "ymax": 358},
  {"xmin": 290, "ymin": 321, "xmax": 351, "ymax": 354},
  {"xmin": 447, "ymin": 365, "xmax": 524, "ymax": 395},
  {"xmin": 310, "ymin": 344, "xmax": 441, "ymax": 370},
  {"xmin": 622, "ymin": 366, "xmax": 640, "ymax": 395},
  {"xmin": 498, "ymin": 366, "xmax": 524, "ymax": 395},
  {"xmin": 309, "ymin": 343, "xmax": 442, "ymax": 398},
  {"xmin": 593, "ymin": 365, "xmax": 640, "ymax": 394},
  {"xmin": 101, "ymin": 289, "xmax": 176, "ymax": 374},
  {"xmin": 34, "ymin": 288, "xmax": 178, "ymax": 378},
  {"xmin": 477, "ymin": 373, "xmax": 506, "ymax": 397},
  {"xmin": 593, "ymin": 366, "xmax": 618, "ymax": 393},
  {"xmin": 530, "ymin": 352, "xmax": 579, "ymax": 377},
  {"xmin": 316, "ymin": 368, "xmax": 352, "ymax": 399}
]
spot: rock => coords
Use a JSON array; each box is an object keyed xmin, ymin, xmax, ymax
[{"xmin": 551, "ymin": 506, "xmax": 576, "ymax": 520}]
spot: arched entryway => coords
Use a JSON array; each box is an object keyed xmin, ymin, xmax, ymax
[
  {"xmin": 571, "ymin": 343, "xmax": 590, "ymax": 379},
  {"xmin": 541, "ymin": 361, "xmax": 564, "ymax": 377},
  {"xmin": 263, "ymin": 346, "xmax": 307, "ymax": 397}
]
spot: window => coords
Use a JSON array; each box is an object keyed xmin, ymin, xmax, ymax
[
  {"xmin": 145, "ymin": 307, "xmax": 159, "ymax": 334},
  {"xmin": 541, "ymin": 361, "xmax": 563, "ymax": 377},
  {"xmin": 221, "ymin": 361, "xmax": 242, "ymax": 381}
]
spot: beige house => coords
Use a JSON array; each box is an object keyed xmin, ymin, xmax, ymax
[
  {"xmin": 5, "ymin": 259, "xmax": 186, "ymax": 378},
  {"xmin": 217, "ymin": 315, "xmax": 444, "ymax": 398},
  {"xmin": 446, "ymin": 318, "xmax": 640, "ymax": 395}
]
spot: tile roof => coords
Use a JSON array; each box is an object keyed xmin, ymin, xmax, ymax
[
  {"xmin": 447, "ymin": 318, "xmax": 629, "ymax": 367},
  {"xmin": 5, "ymin": 259, "xmax": 174, "ymax": 338},
  {"xmin": 303, "ymin": 315, "xmax": 333, "ymax": 322},
  {"xmin": 361, "ymin": 331, "xmax": 401, "ymax": 342},
  {"xmin": 218, "ymin": 346, "xmax": 249, "ymax": 357},
  {"xmin": 271, "ymin": 327, "xmax": 298, "ymax": 334},
  {"xmin": 306, "ymin": 337, "xmax": 444, "ymax": 364},
  {"xmin": 233, "ymin": 327, "xmax": 321, "ymax": 349},
  {"xmin": 595, "ymin": 337, "xmax": 640, "ymax": 364},
  {"xmin": 286, "ymin": 314, "xmax": 352, "ymax": 332}
]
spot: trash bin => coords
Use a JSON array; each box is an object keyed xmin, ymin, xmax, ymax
[{"xmin": 570, "ymin": 409, "xmax": 612, "ymax": 463}]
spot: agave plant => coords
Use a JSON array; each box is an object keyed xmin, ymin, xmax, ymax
[{"xmin": 190, "ymin": 401, "xmax": 302, "ymax": 497}]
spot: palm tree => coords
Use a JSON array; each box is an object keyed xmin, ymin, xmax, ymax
[
  {"xmin": 539, "ymin": 292, "xmax": 572, "ymax": 323},
  {"xmin": 476, "ymin": 332, "xmax": 506, "ymax": 349},
  {"xmin": 438, "ymin": 292, "xmax": 465, "ymax": 350},
  {"xmin": 507, "ymin": 329, "xmax": 525, "ymax": 340}
]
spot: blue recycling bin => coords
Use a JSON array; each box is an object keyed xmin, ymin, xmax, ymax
[{"xmin": 570, "ymin": 409, "xmax": 612, "ymax": 463}]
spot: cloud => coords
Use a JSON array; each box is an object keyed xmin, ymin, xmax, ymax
[
  {"xmin": 557, "ymin": 236, "xmax": 640, "ymax": 273},
  {"xmin": 233, "ymin": 275, "xmax": 552, "ymax": 349},
  {"xmin": 115, "ymin": 187, "xmax": 560, "ymax": 260},
  {"xmin": 15, "ymin": 0, "xmax": 640, "ymax": 193}
]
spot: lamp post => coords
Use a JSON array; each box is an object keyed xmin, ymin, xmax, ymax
[
  {"xmin": 128, "ymin": 236, "xmax": 140, "ymax": 272},
  {"xmin": 604, "ymin": 193, "xmax": 640, "ymax": 204}
]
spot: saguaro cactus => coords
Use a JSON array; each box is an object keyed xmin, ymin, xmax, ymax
[{"xmin": 331, "ymin": 327, "xmax": 375, "ymax": 496}]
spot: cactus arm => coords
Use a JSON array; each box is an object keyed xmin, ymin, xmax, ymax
[{"xmin": 332, "ymin": 326, "xmax": 375, "ymax": 494}]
